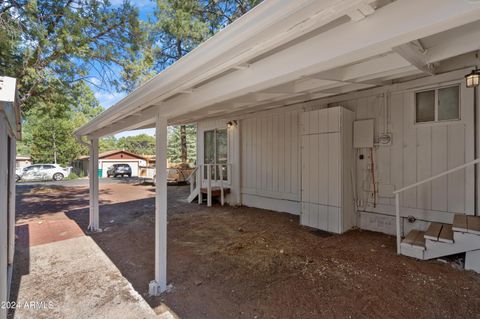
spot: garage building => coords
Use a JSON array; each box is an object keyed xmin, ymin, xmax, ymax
[{"xmin": 75, "ymin": 150, "xmax": 148, "ymax": 177}]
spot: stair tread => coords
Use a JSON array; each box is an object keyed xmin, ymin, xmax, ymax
[
  {"xmin": 453, "ymin": 213, "xmax": 468, "ymax": 231},
  {"xmin": 403, "ymin": 230, "xmax": 426, "ymax": 248},
  {"xmin": 438, "ymin": 224, "xmax": 454, "ymax": 243},
  {"xmin": 452, "ymin": 213, "xmax": 480, "ymax": 234},
  {"xmin": 425, "ymin": 222, "xmax": 442, "ymax": 241},
  {"xmin": 467, "ymin": 216, "xmax": 480, "ymax": 234}
]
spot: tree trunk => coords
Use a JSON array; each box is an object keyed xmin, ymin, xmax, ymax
[{"xmin": 180, "ymin": 125, "xmax": 187, "ymax": 163}]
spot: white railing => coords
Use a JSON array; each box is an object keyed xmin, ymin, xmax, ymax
[
  {"xmin": 393, "ymin": 158, "xmax": 480, "ymax": 254},
  {"xmin": 188, "ymin": 166, "xmax": 199, "ymax": 194},
  {"xmin": 188, "ymin": 163, "xmax": 232, "ymax": 207}
]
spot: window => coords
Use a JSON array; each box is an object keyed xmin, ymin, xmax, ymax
[
  {"xmin": 415, "ymin": 85, "xmax": 460, "ymax": 123},
  {"xmin": 204, "ymin": 128, "xmax": 228, "ymax": 180}
]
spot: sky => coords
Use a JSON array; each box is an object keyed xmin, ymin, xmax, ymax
[{"xmin": 91, "ymin": 0, "xmax": 156, "ymax": 138}]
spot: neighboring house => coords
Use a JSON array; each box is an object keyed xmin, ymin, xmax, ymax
[
  {"xmin": 16, "ymin": 155, "xmax": 31, "ymax": 169},
  {"xmin": 75, "ymin": 0, "xmax": 480, "ymax": 295},
  {"xmin": 74, "ymin": 150, "xmax": 147, "ymax": 177},
  {"xmin": 0, "ymin": 76, "xmax": 21, "ymax": 319}
]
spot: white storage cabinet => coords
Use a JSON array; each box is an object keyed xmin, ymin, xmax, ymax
[{"xmin": 300, "ymin": 106, "xmax": 355, "ymax": 234}]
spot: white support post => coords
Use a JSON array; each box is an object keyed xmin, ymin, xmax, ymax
[
  {"xmin": 198, "ymin": 165, "xmax": 203, "ymax": 204},
  {"xmin": 149, "ymin": 114, "xmax": 168, "ymax": 296},
  {"xmin": 220, "ymin": 164, "xmax": 224, "ymax": 206},
  {"xmin": 88, "ymin": 137, "xmax": 100, "ymax": 232},
  {"xmin": 8, "ymin": 137, "xmax": 15, "ymax": 266},
  {"xmin": 207, "ymin": 164, "xmax": 212, "ymax": 207},
  {"xmin": 395, "ymin": 193, "xmax": 401, "ymax": 254},
  {"xmin": 0, "ymin": 117, "xmax": 8, "ymax": 319}
]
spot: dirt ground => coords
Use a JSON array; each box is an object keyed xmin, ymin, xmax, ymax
[{"xmin": 14, "ymin": 182, "xmax": 480, "ymax": 319}]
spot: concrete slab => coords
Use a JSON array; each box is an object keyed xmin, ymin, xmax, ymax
[{"xmin": 13, "ymin": 236, "xmax": 157, "ymax": 319}]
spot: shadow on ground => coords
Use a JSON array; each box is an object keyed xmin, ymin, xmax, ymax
[{"xmin": 13, "ymin": 184, "xmax": 480, "ymax": 319}]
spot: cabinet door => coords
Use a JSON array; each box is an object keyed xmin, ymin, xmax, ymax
[{"xmin": 328, "ymin": 132, "xmax": 341, "ymax": 207}]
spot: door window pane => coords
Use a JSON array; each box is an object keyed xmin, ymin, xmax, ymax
[
  {"xmin": 416, "ymin": 90, "xmax": 435, "ymax": 123},
  {"xmin": 203, "ymin": 129, "xmax": 228, "ymax": 181},
  {"xmin": 204, "ymin": 130, "xmax": 215, "ymax": 164},
  {"xmin": 204, "ymin": 130, "xmax": 215, "ymax": 179},
  {"xmin": 438, "ymin": 86, "xmax": 459, "ymax": 121},
  {"xmin": 216, "ymin": 129, "xmax": 228, "ymax": 180}
]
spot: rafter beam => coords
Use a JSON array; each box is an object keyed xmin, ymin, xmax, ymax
[
  {"xmin": 425, "ymin": 21, "xmax": 480, "ymax": 63},
  {"xmin": 393, "ymin": 41, "xmax": 436, "ymax": 75},
  {"xmin": 347, "ymin": 1, "xmax": 376, "ymax": 21}
]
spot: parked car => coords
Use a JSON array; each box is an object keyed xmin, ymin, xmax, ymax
[
  {"xmin": 107, "ymin": 164, "xmax": 132, "ymax": 177},
  {"xmin": 15, "ymin": 164, "xmax": 71, "ymax": 182}
]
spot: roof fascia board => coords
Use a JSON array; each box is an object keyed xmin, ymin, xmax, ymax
[
  {"xmin": 81, "ymin": 0, "xmax": 480, "ymax": 137},
  {"xmin": 76, "ymin": 0, "xmax": 381, "ymax": 136},
  {"xmin": 155, "ymin": 0, "xmax": 480, "ymax": 120}
]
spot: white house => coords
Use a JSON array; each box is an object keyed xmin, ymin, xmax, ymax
[
  {"xmin": 76, "ymin": 0, "xmax": 480, "ymax": 295},
  {"xmin": 0, "ymin": 76, "xmax": 21, "ymax": 319}
]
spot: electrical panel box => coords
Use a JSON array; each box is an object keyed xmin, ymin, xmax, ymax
[{"xmin": 354, "ymin": 119, "xmax": 374, "ymax": 148}]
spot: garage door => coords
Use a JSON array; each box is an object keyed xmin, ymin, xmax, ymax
[{"xmin": 101, "ymin": 161, "xmax": 139, "ymax": 177}]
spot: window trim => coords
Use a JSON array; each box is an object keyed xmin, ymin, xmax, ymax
[
  {"xmin": 414, "ymin": 84, "xmax": 461, "ymax": 125},
  {"xmin": 203, "ymin": 127, "xmax": 229, "ymax": 182}
]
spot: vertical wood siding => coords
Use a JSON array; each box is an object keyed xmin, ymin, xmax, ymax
[
  {"xmin": 240, "ymin": 110, "xmax": 301, "ymax": 201},
  {"xmin": 335, "ymin": 80, "xmax": 474, "ymax": 219},
  {"xmin": 196, "ymin": 75, "xmax": 474, "ymax": 221}
]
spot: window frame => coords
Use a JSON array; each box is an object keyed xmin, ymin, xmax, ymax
[
  {"xmin": 203, "ymin": 128, "xmax": 229, "ymax": 182},
  {"xmin": 414, "ymin": 84, "xmax": 461, "ymax": 125}
]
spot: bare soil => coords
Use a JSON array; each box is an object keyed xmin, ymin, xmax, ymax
[{"xmin": 15, "ymin": 183, "xmax": 480, "ymax": 319}]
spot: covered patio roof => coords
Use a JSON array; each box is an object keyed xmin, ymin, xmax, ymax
[{"xmin": 76, "ymin": 0, "xmax": 480, "ymax": 139}]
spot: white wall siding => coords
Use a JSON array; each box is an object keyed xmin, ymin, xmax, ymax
[
  {"xmin": 0, "ymin": 115, "xmax": 8, "ymax": 319},
  {"xmin": 240, "ymin": 110, "xmax": 301, "ymax": 213},
  {"xmin": 332, "ymin": 79, "xmax": 474, "ymax": 229},
  {"xmin": 195, "ymin": 71, "xmax": 475, "ymax": 235}
]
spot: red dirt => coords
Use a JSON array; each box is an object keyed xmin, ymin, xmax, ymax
[{"xmin": 15, "ymin": 183, "xmax": 480, "ymax": 319}]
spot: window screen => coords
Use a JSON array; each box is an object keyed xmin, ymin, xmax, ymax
[
  {"xmin": 415, "ymin": 85, "xmax": 460, "ymax": 124},
  {"xmin": 415, "ymin": 90, "xmax": 435, "ymax": 123},
  {"xmin": 438, "ymin": 86, "xmax": 459, "ymax": 121}
]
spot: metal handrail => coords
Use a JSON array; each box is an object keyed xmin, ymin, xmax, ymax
[
  {"xmin": 393, "ymin": 158, "xmax": 480, "ymax": 194},
  {"xmin": 394, "ymin": 157, "xmax": 480, "ymax": 254}
]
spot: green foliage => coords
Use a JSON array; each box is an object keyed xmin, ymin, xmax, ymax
[
  {"xmin": 66, "ymin": 172, "xmax": 80, "ymax": 180},
  {"xmin": 167, "ymin": 125, "xmax": 196, "ymax": 163},
  {"xmin": 118, "ymin": 134, "xmax": 156, "ymax": 155},
  {"xmin": 18, "ymin": 82, "xmax": 103, "ymax": 165},
  {"xmin": 99, "ymin": 134, "xmax": 156, "ymax": 155},
  {"xmin": 151, "ymin": 0, "xmax": 262, "ymax": 70},
  {"xmin": 3, "ymin": 0, "xmax": 262, "ymax": 166},
  {"xmin": 0, "ymin": 0, "xmax": 152, "ymax": 112},
  {"xmin": 99, "ymin": 136, "xmax": 119, "ymax": 154}
]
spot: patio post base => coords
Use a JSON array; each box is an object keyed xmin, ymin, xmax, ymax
[{"xmin": 149, "ymin": 280, "xmax": 166, "ymax": 296}]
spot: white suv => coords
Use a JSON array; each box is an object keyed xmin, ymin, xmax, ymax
[{"xmin": 16, "ymin": 164, "xmax": 71, "ymax": 182}]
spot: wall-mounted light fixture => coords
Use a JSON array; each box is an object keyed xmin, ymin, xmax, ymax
[
  {"xmin": 465, "ymin": 68, "xmax": 480, "ymax": 88},
  {"xmin": 227, "ymin": 120, "xmax": 238, "ymax": 128}
]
